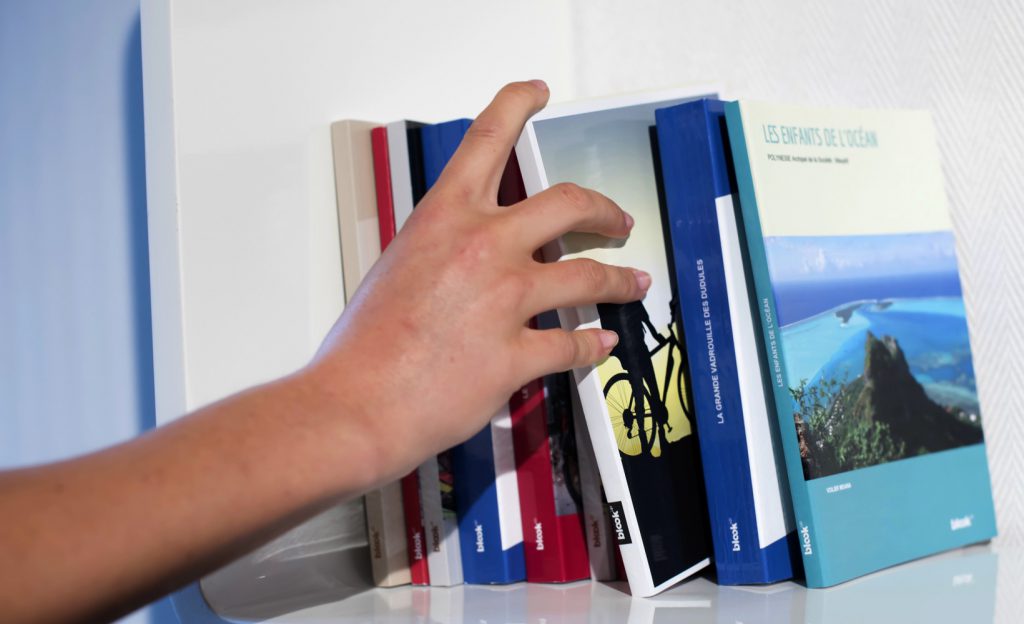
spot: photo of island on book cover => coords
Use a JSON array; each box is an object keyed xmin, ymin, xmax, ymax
[
  {"xmin": 516, "ymin": 88, "xmax": 716, "ymax": 596},
  {"xmin": 773, "ymin": 231, "xmax": 981, "ymax": 480},
  {"xmin": 725, "ymin": 100, "xmax": 997, "ymax": 587}
]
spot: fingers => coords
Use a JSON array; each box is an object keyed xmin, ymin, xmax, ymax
[
  {"xmin": 504, "ymin": 182, "xmax": 633, "ymax": 252},
  {"xmin": 441, "ymin": 80, "xmax": 550, "ymax": 199},
  {"xmin": 525, "ymin": 258, "xmax": 650, "ymax": 314},
  {"xmin": 521, "ymin": 327, "xmax": 620, "ymax": 377}
]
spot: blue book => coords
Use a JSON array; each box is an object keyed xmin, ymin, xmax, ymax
[
  {"xmin": 654, "ymin": 99, "xmax": 796, "ymax": 584},
  {"xmin": 724, "ymin": 100, "xmax": 996, "ymax": 587},
  {"xmin": 421, "ymin": 119, "xmax": 527, "ymax": 584}
]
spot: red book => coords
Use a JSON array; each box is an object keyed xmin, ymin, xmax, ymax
[
  {"xmin": 502, "ymin": 152, "xmax": 590, "ymax": 583},
  {"xmin": 372, "ymin": 125, "xmax": 429, "ymax": 586},
  {"xmin": 371, "ymin": 126, "xmax": 397, "ymax": 251},
  {"xmin": 509, "ymin": 369, "xmax": 591, "ymax": 583},
  {"xmin": 399, "ymin": 473, "xmax": 429, "ymax": 585}
]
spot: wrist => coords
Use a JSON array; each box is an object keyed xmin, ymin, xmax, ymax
[{"xmin": 294, "ymin": 359, "xmax": 400, "ymax": 498}]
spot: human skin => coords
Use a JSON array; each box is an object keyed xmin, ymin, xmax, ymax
[{"xmin": 0, "ymin": 80, "xmax": 650, "ymax": 623}]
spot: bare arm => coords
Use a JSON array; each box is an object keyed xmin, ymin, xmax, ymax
[{"xmin": 0, "ymin": 81, "xmax": 649, "ymax": 623}]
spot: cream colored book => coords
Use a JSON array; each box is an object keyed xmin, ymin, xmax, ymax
[{"xmin": 330, "ymin": 119, "xmax": 410, "ymax": 587}]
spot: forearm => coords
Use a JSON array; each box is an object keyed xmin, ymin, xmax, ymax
[{"xmin": 0, "ymin": 368, "xmax": 374, "ymax": 624}]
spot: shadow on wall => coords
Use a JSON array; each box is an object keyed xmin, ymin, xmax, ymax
[{"xmin": 124, "ymin": 10, "xmax": 178, "ymax": 624}]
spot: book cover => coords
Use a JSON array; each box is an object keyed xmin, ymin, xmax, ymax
[
  {"xmin": 372, "ymin": 124, "xmax": 430, "ymax": 586},
  {"xmin": 515, "ymin": 87, "xmax": 717, "ymax": 597},
  {"xmin": 422, "ymin": 118, "xmax": 527, "ymax": 584},
  {"xmin": 654, "ymin": 99, "xmax": 796, "ymax": 584},
  {"xmin": 330, "ymin": 119, "xmax": 409, "ymax": 587},
  {"xmin": 724, "ymin": 100, "xmax": 996, "ymax": 587}
]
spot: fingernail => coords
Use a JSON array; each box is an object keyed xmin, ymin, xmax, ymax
[
  {"xmin": 599, "ymin": 330, "xmax": 619, "ymax": 349},
  {"xmin": 529, "ymin": 79, "xmax": 548, "ymax": 92},
  {"xmin": 633, "ymin": 269, "xmax": 652, "ymax": 291},
  {"xmin": 623, "ymin": 212, "xmax": 635, "ymax": 231}
]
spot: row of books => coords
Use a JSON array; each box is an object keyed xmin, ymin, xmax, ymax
[
  {"xmin": 331, "ymin": 118, "xmax": 620, "ymax": 588},
  {"xmin": 329, "ymin": 87, "xmax": 997, "ymax": 597}
]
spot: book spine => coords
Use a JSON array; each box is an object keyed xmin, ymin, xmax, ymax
[
  {"xmin": 406, "ymin": 124, "xmax": 427, "ymax": 205},
  {"xmin": 419, "ymin": 455, "xmax": 463, "ymax": 585},
  {"xmin": 373, "ymin": 125, "xmax": 428, "ymax": 585},
  {"xmin": 724, "ymin": 101, "xmax": 822, "ymax": 586},
  {"xmin": 364, "ymin": 483, "xmax": 413, "ymax": 586},
  {"xmin": 384, "ymin": 120, "xmax": 460, "ymax": 586},
  {"xmin": 508, "ymin": 376, "xmax": 556, "ymax": 581},
  {"xmin": 422, "ymin": 117, "xmax": 525, "ymax": 584},
  {"xmin": 502, "ymin": 150, "xmax": 589, "ymax": 583},
  {"xmin": 569, "ymin": 382, "xmax": 617, "ymax": 581},
  {"xmin": 451, "ymin": 408, "xmax": 527, "ymax": 583},
  {"xmin": 332, "ymin": 120, "xmax": 409, "ymax": 587},
  {"xmin": 508, "ymin": 373, "xmax": 587, "ymax": 582},
  {"xmin": 371, "ymin": 127, "xmax": 397, "ymax": 249},
  {"xmin": 399, "ymin": 472, "xmax": 429, "ymax": 585},
  {"xmin": 386, "ymin": 120, "xmax": 416, "ymax": 229},
  {"xmin": 655, "ymin": 102, "xmax": 773, "ymax": 584},
  {"xmin": 540, "ymin": 369, "xmax": 592, "ymax": 581},
  {"xmin": 420, "ymin": 118, "xmax": 473, "ymax": 185}
]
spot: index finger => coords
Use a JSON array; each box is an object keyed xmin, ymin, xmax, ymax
[{"xmin": 440, "ymin": 80, "xmax": 550, "ymax": 200}]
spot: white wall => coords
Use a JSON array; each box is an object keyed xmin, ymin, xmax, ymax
[{"xmin": 0, "ymin": 1, "xmax": 173, "ymax": 622}]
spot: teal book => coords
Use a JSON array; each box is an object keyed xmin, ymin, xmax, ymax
[{"xmin": 724, "ymin": 101, "xmax": 996, "ymax": 587}]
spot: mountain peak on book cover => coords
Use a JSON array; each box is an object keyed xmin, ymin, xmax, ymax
[{"xmin": 725, "ymin": 100, "xmax": 996, "ymax": 587}]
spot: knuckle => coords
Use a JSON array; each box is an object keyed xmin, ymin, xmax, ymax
[
  {"xmin": 496, "ymin": 271, "xmax": 532, "ymax": 307},
  {"xmin": 554, "ymin": 182, "xmax": 591, "ymax": 213},
  {"xmin": 557, "ymin": 333, "xmax": 583, "ymax": 368},
  {"xmin": 616, "ymin": 267, "xmax": 638, "ymax": 297},
  {"xmin": 465, "ymin": 119, "xmax": 503, "ymax": 144},
  {"xmin": 601, "ymin": 195, "xmax": 624, "ymax": 222},
  {"xmin": 574, "ymin": 258, "xmax": 607, "ymax": 290}
]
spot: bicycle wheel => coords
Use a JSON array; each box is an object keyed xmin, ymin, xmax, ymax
[
  {"xmin": 604, "ymin": 373, "xmax": 656, "ymax": 456},
  {"xmin": 673, "ymin": 341, "xmax": 692, "ymax": 423}
]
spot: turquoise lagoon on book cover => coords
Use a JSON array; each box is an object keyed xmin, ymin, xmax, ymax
[{"xmin": 725, "ymin": 101, "xmax": 996, "ymax": 587}]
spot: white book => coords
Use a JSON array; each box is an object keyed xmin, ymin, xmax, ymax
[
  {"xmin": 330, "ymin": 119, "xmax": 410, "ymax": 587},
  {"xmin": 419, "ymin": 453, "xmax": 464, "ymax": 586},
  {"xmin": 515, "ymin": 87, "xmax": 718, "ymax": 597},
  {"xmin": 386, "ymin": 120, "xmax": 425, "ymax": 229},
  {"xmin": 385, "ymin": 129, "xmax": 464, "ymax": 585}
]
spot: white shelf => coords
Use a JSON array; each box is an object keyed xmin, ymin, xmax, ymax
[{"xmin": 173, "ymin": 543, "xmax": 1013, "ymax": 623}]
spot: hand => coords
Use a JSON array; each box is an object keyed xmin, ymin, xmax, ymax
[
  {"xmin": 308, "ymin": 80, "xmax": 651, "ymax": 484},
  {"xmin": 0, "ymin": 81, "xmax": 653, "ymax": 623}
]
